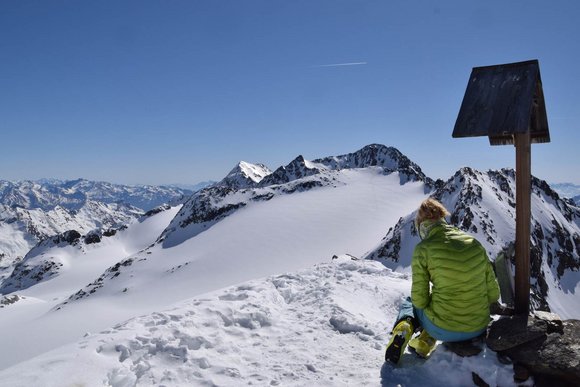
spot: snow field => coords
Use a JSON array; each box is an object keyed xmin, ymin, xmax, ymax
[
  {"xmin": 0, "ymin": 170, "xmax": 426, "ymax": 372},
  {"xmin": 64, "ymin": 170, "xmax": 427, "ymax": 311},
  {"xmin": 0, "ymin": 258, "xmax": 526, "ymax": 387}
]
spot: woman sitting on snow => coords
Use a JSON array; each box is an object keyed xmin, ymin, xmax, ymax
[{"xmin": 385, "ymin": 198, "xmax": 500, "ymax": 364}]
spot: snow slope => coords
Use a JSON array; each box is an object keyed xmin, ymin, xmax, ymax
[
  {"xmin": 61, "ymin": 169, "xmax": 428, "ymax": 311},
  {"xmin": 0, "ymin": 258, "xmax": 524, "ymax": 387},
  {"xmin": 0, "ymin": 168, "xmax": 427, "ymax": 372},
  {"xmin": 0, "ymin": 178, "xmax": 191, "ymax": 280},
  {"xmin": 0, "ymin": 205, "xmax": 182, "ymax": 370},
  {"xmin": 0, "ymin": 201, "xmax": 143, "ymax": 282}
]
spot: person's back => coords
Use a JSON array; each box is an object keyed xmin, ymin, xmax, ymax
[{"xmin": 412, "ymin": 220, "xmax": 499, "ymax": 334}]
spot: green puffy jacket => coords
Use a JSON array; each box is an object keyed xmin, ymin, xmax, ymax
[{"xmin": 411, "ymin": 220, "xmax": 500, "ymax": 333}]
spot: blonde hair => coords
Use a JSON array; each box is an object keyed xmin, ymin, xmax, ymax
[{"xmin": 416, "ymin": 198, "xmax": 450, "ymax": 226}]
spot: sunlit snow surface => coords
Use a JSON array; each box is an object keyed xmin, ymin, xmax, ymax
[
  {"xmin": 0, "ymin": 258, "xmax": 525, "ymax": 387},
  {"xmin": 0, "ymin": 168, "xmax": 551, "ymax": 385},
  {"xmin": 0, "ymin": 170, "xmax": 428, "ymax": 374}
]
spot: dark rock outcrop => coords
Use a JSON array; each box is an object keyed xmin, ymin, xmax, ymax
[
  {"xmin": 84, "ymin": 231, "xmax": 102, "ymax": 245},
  {"xmin": 55, "ymin": 230, "xmax": 82, "ymax": 245},
  {"xmin": 486, "ymin": 312, "xmax": 580, "ymax": 386}
]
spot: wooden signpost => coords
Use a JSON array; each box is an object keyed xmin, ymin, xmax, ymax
[{"xmin": 452, "ymin": 60, "xmax": 550, "ymax": 315}]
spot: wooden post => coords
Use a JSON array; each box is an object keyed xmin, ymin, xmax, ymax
[{"xmin": 514, "ymin": 132, "xmax": 531, "ymax": 315}]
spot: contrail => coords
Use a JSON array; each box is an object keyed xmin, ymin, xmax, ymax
[{"xmin": 313, "ymin": 62, "xmax": 368, "ymax": 68}]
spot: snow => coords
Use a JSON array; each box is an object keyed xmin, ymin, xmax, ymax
[
  {"xmin": 74, "ymin": 170, "xmax": 427, "ymax": 312},
  {"xmin": 0, "ymin": 258, "xmax": 524, "ymax": 387},
  {"xmin": 0, "ymin": 161, "xmax": 576, "ymax": 386},
  {"xmin": 0, "ymin": 169, "xmax": 430, "ymax": 377},
  {"xmin": 238, "ymin": 161, "xmax": 272, "ymax": 183},
  {"xmin": 0, "ymin": 201, "xmax": 142, "ymax": 275},
  {"xmin": 0, "ymin": 205, "xmax": 182, "ymax": 370},
  {"xmin": 222, "ymin": 161, "xmax": 272, "ymax": 188}
]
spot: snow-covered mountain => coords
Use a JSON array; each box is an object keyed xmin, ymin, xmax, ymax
[
  {"xmin": 167, "ymin": 181, "xmax": 216, "ymax": 192},
  {"xmin": 159, "ymin": 144, "xmax": 434, "ymax": 247},
  {"xmin": 0, "ymin": 144, "xmax": 577, "ymax": 386},
  {"xmin": 551, "ymin": 182, "xmax": 580, "ymax": 206},
  {"xmin": 63, "ymin": 144, "xmax": 433, "ymax": 306},
  {"xmin": 0, "ymin": 204, "xmax": 185, "ymax": 296},
  {"xmin": 220, "ymin": 161, "xmax": 272, "ymax": 189},
  {"xmin": 365, "ymin": 167, "xmax": 580, "ymax": 317},
  {"xmin": 0, "ymin": 201, "xmax": 142, "ymax": 282},
  {"xmin": 259, "ymin": 144, "xmax": 433, "ymax": 188},
  {"xmin": 0, "ymin": 144, "xmax": 431, "ymax": 373},
  {"xmin": 0, "ymin": 179, "xmax": 191, "ymax": 212},
  {"xmin": 0, "ymin": 179, "xmax": 192, "ymax": 282},
  {"xmin": 0, "ymin": 204, "xmax": 182, "ymax": 369}
]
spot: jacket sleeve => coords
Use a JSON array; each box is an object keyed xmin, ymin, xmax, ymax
[
  {"xmin": 485, "ymin": 258, "xmax": 500, "ymax": 304},
  {"xmin": 411, "ymin": 245, "xmax": 430, "ymax": 309}
]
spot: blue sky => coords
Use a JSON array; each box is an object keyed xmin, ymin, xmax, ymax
[{"xmin": 1, "ymin": 0, "xmax": 578, "ymax": 185}]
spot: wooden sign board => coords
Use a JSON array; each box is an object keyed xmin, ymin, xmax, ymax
[{"xmin": 452, "ymin": 60, "xmax": 550, "ymax": 316}]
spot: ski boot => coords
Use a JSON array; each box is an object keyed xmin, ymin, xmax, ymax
[
  {"xmin": 408, "ymin": 329, "xmax": 436, "ymax": 358},
  {"xmin": 385, "ymin": 318, "xmax": 414, "ymax": 364}
]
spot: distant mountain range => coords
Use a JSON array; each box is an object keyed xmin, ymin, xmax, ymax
[
  {"xmin": 0, "ymin": 179, "xmax": 192, "ymax": 281},
  {"xmin": 551, "ymin": 182, "xmax": 580, "ymax": 205},
  {"xmin": 551, "ymin": 182, "xmax": 580, "ymax": 198},
  {"xmin": 0, "ymin": 179, "xmax": 192, "ymax": 212}
]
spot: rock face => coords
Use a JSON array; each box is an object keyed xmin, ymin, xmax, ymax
[{"xmin": 487, "ymin": 313, "xmax": 580, "ymax": 386}]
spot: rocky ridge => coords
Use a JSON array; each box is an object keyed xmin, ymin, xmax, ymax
[
  {"xmin": 486, "ymin": 311, "xmax": 580, "ymax": 386},
  {"xmin": 365, "ymin": 167, "xmax": 580, "ymax": 313},
  {"xmin": 158, "ymin": 144, "xmax": 433, "ymax": 247}
]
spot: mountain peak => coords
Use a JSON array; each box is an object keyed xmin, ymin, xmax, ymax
[
  {"xmin": 258, "ymin": 155, "xmax": 323, "ymax": 187},
  {"xmin": 313, "ymin": 144, "xmax": 431, "ymax": 186},
  {"xmin": 219, "ymin": 161, "xmax": 272, "ymax": 189}
]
